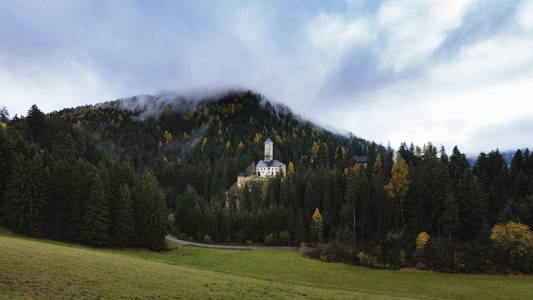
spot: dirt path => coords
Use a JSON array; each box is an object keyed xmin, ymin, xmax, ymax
[{"xmin": 165, "ymin": 235, "xmax": 298, "ymax": 251}]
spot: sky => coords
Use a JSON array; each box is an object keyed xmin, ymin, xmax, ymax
[{"xmin": 1, "ymin": 0, "xmax": 532, "ymax": 154}]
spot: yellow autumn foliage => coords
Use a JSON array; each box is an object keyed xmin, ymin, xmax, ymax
[
  {"xmin": 416, "ymin": 232, "xmax": 430, "ymax": 250},
  {"xmin": 167, "ymin": 213, "xmax": 175, "ymax": 224},
  {"xmin": 373, "ymin": 154, "xmax": 383, "ymax": 173},
  {"xmin": 163, "ymin": 130, "xmax": 173, "ymax": 142},
  {"xmin": 384, "ymin": 153, "xmax": 410, "ymax": 199},
  {"xmin": 288, "ymin": 162, "xmax": 295, "ymax": 176},
  {"xmin": 253, "ymin": 133, "xmax": 261, "ymax": 143},
  {"xmin": 311, "ymin": 208, "xmax": 324, "ymax": 238},
  {"xmin": 311, "ymin": 142, "xmax": 320, "ymax": 159},
  {"xmin": 490, "ymin": 221, "xmax": 533, "ymax": 257}
]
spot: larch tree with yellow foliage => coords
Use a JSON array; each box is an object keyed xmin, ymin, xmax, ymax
[
  {"xmin": 311, "ymin": 208, "xmax": 324, "ymax": 245},
  {"xmin": 311, "ymin": 142, "xmax": 320, "ymax": 160},
  {"xmin": 384, "ymin": 153, "xmax": 410, "ymax": 231},
  {"xmin": 416, "ymin": 232, "xmax": 430, "ymax": 251},
  {"xmin": 163, "ymin": 130, "xmax": 172, "ymax": 143},
  {"xmin": 288, "ymin": 162, "xmax": 295, "ymax": 176}
]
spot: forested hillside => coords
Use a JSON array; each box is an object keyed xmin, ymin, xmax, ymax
[
  {"xmin": 1, "ymin": 90, "xmax": 532, "ymax": 273},
  {"xmin": 0, "ymin": 91, "xmax": 374, "ymax": 250}
]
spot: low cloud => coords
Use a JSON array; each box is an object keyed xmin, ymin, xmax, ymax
[{"xmin": 0, "ymin": 0, "xmax": 531, "ymax": 153}]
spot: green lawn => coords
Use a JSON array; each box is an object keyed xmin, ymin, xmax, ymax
[{"xmin": 1, "ymin": 229, "xmax": 532, "ymax": 299}]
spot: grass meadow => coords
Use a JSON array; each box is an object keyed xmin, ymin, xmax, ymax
[{"xmin": 1, "ymin": 228, "xmax": 532, "ymax": 299}]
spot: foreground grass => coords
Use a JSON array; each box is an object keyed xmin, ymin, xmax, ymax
[
  {"xmin": 128, "ymin": 246, "xmax": 533, "ymax": 299},
  {"xmin": 1, "ymin": 231, "xmax": 532, "ymax": 299},
  {"xmin": 0, "ymin": 234, "xmax": 402, "ymax": 299}
]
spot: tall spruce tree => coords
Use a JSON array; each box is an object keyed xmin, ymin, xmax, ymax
[
  {"xmin": 78, "ymin": 168, "xmax": 110, "ymax": 246},
  {"xmin": 0, "ymin": 127, "xmax": 13, "ymax": 219},
  {"xmin": 456, "ymin": 169, "xmax": 488, "ymax": 241},
  {"xmin": 113, "ymin": 184, "xmax": 136, "ymax": 247},
  {"xmin": 137, "ymin": 171, "xmax": 167, "ymax": 251}
]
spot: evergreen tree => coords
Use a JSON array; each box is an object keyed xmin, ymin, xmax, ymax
[
  {"xmin": 113, "ymin": 184, "xmax": 136, "ymax": 246},
  {"xmin": 1, "ymin": 154, "xmax": 26, "ymax": 232},
  {"xmin": 78, "ymin": 171, "xmax": 111, "ymax": 246},
  {"xmin": 441, "ymin": 194, "xmax": 459, "ymax": 245},
  {"xmin": 0, "ymin": 128, "xmax": 13, "ymax": 219},
  {"xmin": 137, "ymin": 171, "xmax": 167, "ymax": 251},
  {"xmin": 456, "ymin": 169, "xmax": 488, "ymax": 241}
]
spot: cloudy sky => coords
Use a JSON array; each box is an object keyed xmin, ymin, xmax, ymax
[{"xmin": 1, "ymin": 0, "xmax": 532, "ymax": 154}]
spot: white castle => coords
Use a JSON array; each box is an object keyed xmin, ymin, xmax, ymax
[{"xmin": 256, "ymin": 138, "xmax": 286, "ymax": 178}]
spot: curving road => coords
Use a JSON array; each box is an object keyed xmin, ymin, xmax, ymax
[{"xmin": 165, "ymin": 235, "xmax": 298, "ymax": 251}]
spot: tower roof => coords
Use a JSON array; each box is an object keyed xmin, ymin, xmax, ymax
[{"xmin": 265, "ymin": 138, "xmax": 272, "ymax": 143}]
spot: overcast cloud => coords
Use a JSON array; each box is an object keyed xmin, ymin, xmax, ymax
[{"xmin": 1, "ymin": 0, "xmax": 532, "ymax": 154}]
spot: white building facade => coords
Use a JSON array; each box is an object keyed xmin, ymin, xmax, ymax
[{"xmin": 256, "ymin": 138, "xmax": 286, "ymax": 178}]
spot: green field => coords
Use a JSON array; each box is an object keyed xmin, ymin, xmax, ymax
[{"xmin": 1, "ymin": 230, "xmax": 532, "ymax": 299}]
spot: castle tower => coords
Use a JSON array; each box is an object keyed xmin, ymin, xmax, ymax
[{"xmin": 264, "ymin": 138, "xmax": 273, "ymax": 162}]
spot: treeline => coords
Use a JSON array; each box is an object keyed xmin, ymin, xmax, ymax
[
  {"xmin": 304, "ymin": 144, "xmax": 533, "ymax": 273},
  {"xmin": 0, "ymin": 106, "xmax": 167, "ymax": 250},
  {"xmin": 2, "ymin": 92, "xmax": 532, "ymax": 274}
]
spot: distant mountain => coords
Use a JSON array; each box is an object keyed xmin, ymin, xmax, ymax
[
  {"xmin": 53, "ymin": 90, "xmax": 377, "ymax": 195},
  {"xmin": 467, "ymin": 149, "xmax": 527, "ymax": 167}
]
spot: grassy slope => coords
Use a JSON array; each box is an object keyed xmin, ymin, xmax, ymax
[
  {"xmin": 0, "ymin": 230, "xmax": 532, "ymax": 299},
  {"xmin": 0, "ymin": 234, "xmax": 398, "ymax": 299},
  {"xmin": 130, "ymin": 246, "xmax": 533, "ymax": 299}
]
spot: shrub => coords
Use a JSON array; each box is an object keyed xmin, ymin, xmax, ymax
[
  {"xmin": 299, "ymin": 242, "xmax": 308, "ymax": 256},
  {"xmin": 279, "ymin": 230, "xmax": 290, "ymax": 245},
  {"xmin": 203, "ymin": 234, "xmax": 212, "ymax": 244},
  {"xmin": 420, "ymin": 238, "xmax": 453, "ymax": 272},
  {"xmin": 490, "ymin": 221, "xmax": 533, "ymax": 273},
  {"xmin": 357, "ymin": 251, "xmax": 379, "ymax": 266},
  {"xmin": 264, "ymin": 233, "xmax": 275, "ymax": 245}
]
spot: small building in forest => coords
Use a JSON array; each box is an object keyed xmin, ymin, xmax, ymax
[{"xmin": 256, "ymin": 138, "xmax": 286, "ymax": 178}]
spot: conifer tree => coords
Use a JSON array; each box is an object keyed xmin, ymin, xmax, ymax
[
  {"xmin": 113, "ymin": 184, "xmax": 136, "ymax": 247},
  {"xmin": 441, "ymin": 194, "xmax": 459, "ymax": 245},
  {"xmin": 78, "ymin": 171, "xmax": 110, "ymax": 246},
  {"xmin": 0, "ymin": 128, "xmax": 13, "ymax": 219},
  {"xmin": 1, "ymin": 153, "xmax": 26, "ymax": 232},
  {"xmin": 456, "ymin": 169, "xmax": 487, "ymax": 241},
  {"xmin": 138, "ymin": 171, "xmax": 167, "ymax": 251}
]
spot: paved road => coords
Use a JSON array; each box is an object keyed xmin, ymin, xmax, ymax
[{"xmin": 165, "ymin": 235, "xmax": 298, "ymax": 251}]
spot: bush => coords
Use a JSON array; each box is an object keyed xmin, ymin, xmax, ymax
[
  {"xmin": 420, "ymin": 238, "xmax": 453, "ymax": 272},
  {"xmin": 264, "ymin": 233, "xmax": 275, "ymax": 245},
  {"xmin": 279, "ymin": 230, "xmax": 290, "ymax": 245},
  {"xmin": 490, "ymin": 221, "xmax": 533, "ymax": 273},
  {"xmin": 454, "ymin": 241, "xmax": 492, "ymax": 273},
  {"xmin": 203, "ymin": 234, "xmax": 212, "ymax": 244},
  {"xmin": 357, "ymin": 251, "xmax": 379, "ymax": 266}
]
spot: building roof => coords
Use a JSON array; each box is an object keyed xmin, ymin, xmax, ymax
[
  {"xmin": 265, "ymin": 138, "xmax": 272, "ymax": 143},
  {"xmin": 355, "ymin": 156, "xmax": 368, "ymax": 163},
  {"xmin": 257, "ymin": 160, "xmax": 286, "ymax": 168}
]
